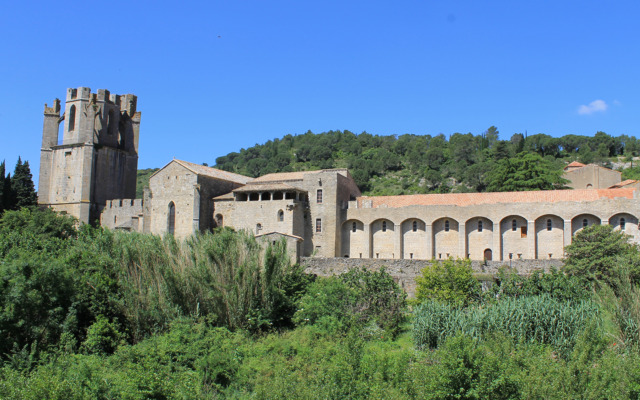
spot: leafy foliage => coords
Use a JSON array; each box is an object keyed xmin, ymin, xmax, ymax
[
  {"xmin": 294, "ymin": 267, "xmax": 407, "ymax": 337},
  {"xmin": 203, "ymin": 128, "xmax": 634, "ymax": 195},
  {"xmin": 564, "ymin": 224, "xmax": 640, "ymax": 287},
  {"xmin": 414, "ymin": 258, "xmax": 481, "ymax": 306},
  {"xmin": 491, "ymin": 267, "xmax": 590, "ymax": 301},
  {"xmin": 487, "ymin": 151, "xmax": 568, "ymax": 192}
]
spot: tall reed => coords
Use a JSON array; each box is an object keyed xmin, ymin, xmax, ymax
[{"xmin": 413, "ymin": 294, "xmax": 600, "ymax": 357}]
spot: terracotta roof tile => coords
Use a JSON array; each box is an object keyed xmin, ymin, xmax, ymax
[
  {"xmin": 567, "ymin": 161, "xmax": 586, "ymax": 168},
  {"xmin": 357, "ymin": 188, "xmax": 636, "ymax": 209}
]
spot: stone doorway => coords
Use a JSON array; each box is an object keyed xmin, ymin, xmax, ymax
[{"xmin": 484, "ymin": 248, "xmax": 492, "ymax": 261}]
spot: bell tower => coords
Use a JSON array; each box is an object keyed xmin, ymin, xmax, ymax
[{"xmin": 38, "ymin": 87, "xmax": 141, "ymax": 224}]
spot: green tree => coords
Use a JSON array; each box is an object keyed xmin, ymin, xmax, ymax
[
  {"xmin": 564, "ymin": 224, "xmax": 640, "ymax": 287},
  {"xmin": 10, "ymin": 157, "xmax": 37, "ymax": 209},
  {"xmin": 487, "ymin": 152, "xmax": 568, "ymax": 192},
  {"xmin": 0, "ymin": 161, "xmax": 13, "ymax": 212},
  {"xmin": 414, "ymin": 258, "xmax": 481, "ymax": 306}
]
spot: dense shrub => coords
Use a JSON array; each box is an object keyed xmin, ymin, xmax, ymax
[
  {"xmin": 413, "ymin": 294, "xmax": 601, "ymax": 356},
  {"xmin": 490, "ymin": 267, "xmax": 590, "ymax": 301},
  {"xmin": 564, "ymin": 224, "xmax": 640, "ymax": 287},
  {"xmin": 294, "ymin": 267, "xmax": 407, "ymax": 337},
  {"xmin": 414, "ymin": 258, "xmax": 481, "ymax": 306}
]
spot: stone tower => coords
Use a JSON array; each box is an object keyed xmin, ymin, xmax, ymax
[{"xmin": 38, "ymin": 87, "xmax": 141, "ymax": 224}]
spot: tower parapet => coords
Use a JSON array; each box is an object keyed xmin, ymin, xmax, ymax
[{"xmin": 38, "ymin": 87, "xmax": 141, "ymax": 224}]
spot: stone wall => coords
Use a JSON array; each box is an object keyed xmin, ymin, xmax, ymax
[{"xmin": 301, "ymin": 257, "xmax": 564, "ymax": 297}]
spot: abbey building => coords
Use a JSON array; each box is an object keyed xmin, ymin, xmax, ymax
[{"xmin": 39, "ymin": 88, "xmax": 640, "ymax": 262}]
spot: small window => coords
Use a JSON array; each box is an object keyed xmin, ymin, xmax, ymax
[
  {"xmin": 583, "ymin": 219, "xmax": 588, "ymax": 228},
  {"xmin": 278, "ymin": 210, "xmax": 284, "ymax": 222},
  {"xmin": 520, "ymin": 226, "xmax": 527, "ymax": 238},
  {"xmin": 512, "ymin": 219, "xmax": 517, "ymax": 231},
  {"xmin": 316, "ymin": 189, "xmax": 323, "ymax": 204},
  {"xmin": 478, "ymin": 220, "xmax": 483, "ymax": 232},
  {"xmin": 382, "ymin": 221, "xmax": 387, "ymax": 232},
  {"xmin": 547, "ymin": 219, "xmax": 552, "ymax": 231},
  {"xmin": 621, "ymin": 218, "xmax": 626, "ymax": 231},
  {"xmin": 444, "ymin": 220, "xmax": 450, "ymax": 232},
  {"xmin": 315, "ymin": 218, "xmax": 322, "ymax": 233},
  {"xmin": 412, "ymin": 220, "xmax": 417, "ymax": 232},
  {"xmin": 215, "ymin": 214, "xmax": 223, "ymax": 227},
  {"xmin": 352, "ymin": 222, "xmax": 357, "ymax": 232}
]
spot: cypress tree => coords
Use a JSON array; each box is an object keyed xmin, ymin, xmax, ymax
[
  {"xmin": 0, "ymin": 161, "xmax": 5, "ymax": 213},
  {"xmin": 11, "ymin": 157, "xmax": 37, "ymax": 209}
]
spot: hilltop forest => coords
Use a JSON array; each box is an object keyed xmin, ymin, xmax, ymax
[{"xmin": 209, "ymin": 128, "xmax": 640, "ymax": 195}]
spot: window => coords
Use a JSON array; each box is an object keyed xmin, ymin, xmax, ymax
[
  {"xmin": 215, "ymin": 214, "xmax": 223, "ymax": 227},
  {"xmin": 621, "ymin": 218, "xmax": 626, "ymax": 230},
  {"xmin": 583, "ymin": 219, "xmax": 588, "ymax": 228},
  {"xmin": 68, "ymin": 105, "xmax": 76, "ymax": 131},
  {"xmin": 315, "ymin": 218, "xmax": 322, "ymax": 233},
  {"xmin": 382, "ymin": 221, "xmax": 387, "ymax": 232},
  {"xmin": 512, "ymin": 219, "xmax": 517, "ymax": 231},
  {"xmin": 278, "ymin": 210, "xmax": 284, "ymax": 222},
  {"xmin": 168, "ymin": 202, "xmax": 175, "ymax": 235},
  {"xmin": 520, "ymin": 226, "xmax": 527, "ymax": 238},
  {"xmin": 444, "ymin": 220, "xmax": 450, "ymax": 232},
  {"xmin": 547, "ymin": 219, "xmax": 552, "ymax": 231},
  {"xmin": 316, "ymin": 189, "xmax": 323, "ymax": 203},
  {"xmin": 412, "ymin": 220, "xmax": 417, "ymax": 232},
  {"xmin": 478, "ymin": 220, "xmax": 483, "ymax": 232},
  {"xmin": 352, "ymin": 222, "xmax": 357, "ymax": 232}
]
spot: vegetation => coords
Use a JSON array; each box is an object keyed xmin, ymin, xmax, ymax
[
  {"xmin": 207, "ymin": 128, "xmax": 638, "ymax": 195},
  {"xmin": 3, "ymin": 203, "xmax": 640, "ymax": 397},
  {"xmin": 135, "ymin": 168, "xmax": 159, "ymax": 198},
  {"xmin": 414, "ymin": 258, "xmax": 481, "ymax": 306},
  {"xmin": 0, "ymin": 157, "xmax": 37, "ymax": 213}
]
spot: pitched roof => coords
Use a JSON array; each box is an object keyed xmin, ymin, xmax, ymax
[
  {"xmin": 250, "ymin": 170, "xmax": 319, "ymax": 183},
  {"xmin": 357, "ymin": 188, "xmax": 637, "ymax": 209},
  {"xmin": 151, "ymin": 159, "xmax": 252, "ymax": 184},
  {"xmin": 565, "ymin": 161, "xmax": 586, "ymax": 169},
  {"xmin": 255, "ymin": 231, "xmax": 303, "ymax": 241},
  {"xmin": 232, "ymin": 182, "xmax": 300, "ymax": 192},
  {"xmin": 609, "ymin": 179, "xmax": 640, "ymax": 189}
]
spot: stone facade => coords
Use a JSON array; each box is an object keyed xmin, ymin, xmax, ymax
[
  {"xmin": 38, "ymin": 89, "xmax": 640, "ymax": 267},
  {"xmin": 38, "ymin": 87, "xmax": 140, "ymax": 224}
]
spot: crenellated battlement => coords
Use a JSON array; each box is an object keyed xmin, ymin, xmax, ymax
[
  {"xmin": 43, "ymin": 99, "xmax": 61, "ymax": 116},
  {"xmin": 107, "ymin": 198, "xmax": 144, "ymax": 209}
]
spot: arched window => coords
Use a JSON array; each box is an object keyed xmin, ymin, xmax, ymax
[
  {"xmin": 382, "ymin": 221, "xmax": 387, "ymax": 232},
  {"xmin": 215, "ymin": 214, "xmax": 223, "ymax": 227},
  {"xmin": 412, "ymin": 220, "xmax": 417, "ymax": 232},
  {"xmin": 167, "ymin": 202, "xmax": 176, "ymax": 235},
  {"xmin": 277, "ymin": 210, "xmax": 284, "ymax": 222},
  {"xmin": 352, "ymin": 222, "xmax": 357, "ymax": 232},
  {"xmin": 583, "ymin": 219, "xmax": 588, "ymax": 228},
  {"xmin": 445, "ymin": 220, "xmax": 450, "ymax": 232},
  {"xmin": 547, "ymin": 219, "xmax": 552, "ymax": 231},
  {"xmin": 621, "ymin": 217, "xmax": 626, "ymax": 230},
  {"xmin": 478, "ymin": 220, "xmax": 483, "ymax": 232},
  {"xmin": 68, "ymin": 105, "xmax": 76, "ymax": 131},
  {"xmin": 512, "ymin": 219, "xmax": 517, "ymax": 231}
]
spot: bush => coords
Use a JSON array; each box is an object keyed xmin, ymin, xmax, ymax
[
  {"xmin": 564, "ymin": 224, "xmax": 640, "ymax": 287},
  {"xmin": 491, "ymin": 267, "xmax": 590, "ymax": 301},
  {"xmin": 294, "ymin": 267, "xmax": 407, "ymax": 337},
  {"xmin": 414, "ymin": 258, "xmax": 481, "ymax": 306}
]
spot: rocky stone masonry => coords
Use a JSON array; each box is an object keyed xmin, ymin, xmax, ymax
[{"xmin": 301, "ymin": 257, "xmax": 564, "ymax": 297}]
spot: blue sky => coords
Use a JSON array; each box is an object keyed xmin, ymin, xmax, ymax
[{"xmin": 1, "ymin": 1, "xmax": 639, "ymax": 184}]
